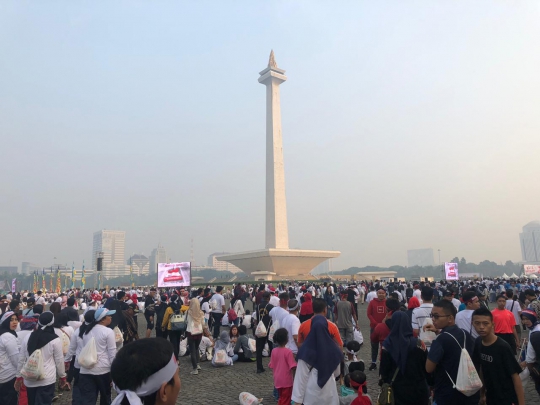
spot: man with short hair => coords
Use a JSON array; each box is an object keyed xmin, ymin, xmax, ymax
[
  {"xmin": 335, "ymin": 292, "xmax": 357, "ymax": 347},
  {"xmin": 471, "ymin": 307, "xmax": 525, "ymax": 405},
  {"xmin": 455, "ymin": 291, "xmax": 481, "ymax": 339},
  {"xmin": 412, "ymin": 286, "xmax": 436, "ymax": 348},
  {"xmin": 61, "ymin": 296, "xmax": 80, "ymax": 322},
  {"xmin": 425, "ymin": 300, "xmax": 479, "ymax": 405},
  {"xmin": 505, "ymin": 290, "xmax": 522, "ymax": 341},
  {"xmin": 210, "ymin": 286, "xmax": 226, "ymax": 339},
  {"xmin": 281, "ymin": 299, "xmax": 301, "ymax": 356},
  {"xmin": 492, "ymin": 294, "xmax": 519, "ymax": 354},
  {"xmin": 297, "ymin": 298, "xmax": 342, "ymax": 349},
  {"xmin": 443, "ymin": 289, "xmax": 460, "ymax": 311},
  {"xmin": 366, "ymin": 288, "xmax": 386, "ymax": 371}
]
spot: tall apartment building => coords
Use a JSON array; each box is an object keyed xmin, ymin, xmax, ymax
[
  {"xmin": 149, "ymin": 245, "xmax": 168, "ymax": 274},
  {"xmin": 207, "ymin": 252, "xmax": 242, "ymax": 273},
  {"xmin": 520, "ymin": 221, "xmax": 540, "ymax": 263},
  {"xmin": 92, "ymin": 230, "xmax": 129, "ymax": 278},
  {"xmin": 407, "ymin": 248, "xmax": 435, "ymax": 267}
]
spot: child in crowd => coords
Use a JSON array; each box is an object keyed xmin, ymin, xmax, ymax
[
  {"xmin": 110, "ymin": 338, "xmax": 181, "ymax": 405},
  {"xmin": 212, "ymin": 331, "xmax": 237, "ymax": 367},
  {"xmin": 242, "ymin": 309, "xmax": 252, "ymax": 329},
  {"xmin": 269, "ymin": 328, "xmax": 297, "ymax": 405},
  {"xmin": 349, "ymin": 371, "xmax": 372, "ymax": 405},
  {"xmin": 198, "ymin": 328, "xmax": 214, "ymax": 362},
  {"xmin": 344, "ymin": 340, "xmax": 364, "ymax": 374},
  {"xmin": 340, "ymin": 363, "xmax": 366, "ymax": 405}
]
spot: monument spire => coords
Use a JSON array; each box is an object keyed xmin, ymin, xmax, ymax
[{"xmin": 258, "ymin": 52, "xmax": 289, "ymax": 249}]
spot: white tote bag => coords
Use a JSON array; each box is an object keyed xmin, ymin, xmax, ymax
[
  {"xmin": 267, "ymin": 320, "xmax": 279, "ymax": 342},
  {"xmin": 248, "ymin": 338, "xmax": 257, "ymax": 353},
  {"xmin": 21, "ymin": 349, "xmax": 44, "ymax": 381},
  {"xmin": 255, "ymin": 320, "xmax": 267, "ymax": 338},
  {"xmin": 113, "ymin": 326, "xmax": 123, "ymax": 343},
  {"xmin": 443, "ymin": 331, "xmax": 482, "ymax": 396},
  {"xmin": 78, "ymin": 336, "xmax": 98, "ymax": 369},
  {"xmin": 353, "ymin": 328, "xmax": 363, "ymax": 345}
]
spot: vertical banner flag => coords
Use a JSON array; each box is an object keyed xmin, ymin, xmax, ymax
[
  {"xmin": 56, "ymin": 267, "xmax": 61, "ymax": 293},
  {"xmin": 33, "ymin": 271, "xmax": 37, "ymax": 293},
  {"xmin": 130, "ymin": 257, "xmax": 134, "ymax": 288},
  {"xmin": 11, "ymin": 278, "xmax": 16, "ymax": 293},
  {"xmin": 71, "ymin": 262, "xmax": 75, "ymax": 289},
  {"xmin": 50, "ymin": 268, "xmax": 53, "ymax": 293},
  {"xmin": 81, "ymin": 260, "xmax": 86, "ymax": 289},
  {"xmin": 41, "ymin": 269, "xmax": 46, "ymax": 291}
]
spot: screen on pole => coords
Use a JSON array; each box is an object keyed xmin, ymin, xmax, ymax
[
  {"xmin": 157, "ymin": 262, "xmax": 191, "ymax": 288},
  {"xmin": 445, "ymin": 262, "xmax": 459, "ymax": 280}
]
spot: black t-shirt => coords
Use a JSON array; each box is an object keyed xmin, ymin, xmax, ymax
[
  {"xmin": 427, "ymin": 325, "xmax": 479, "ymax": 405},
  {"xmin": 346, "ymin": 289, "xmax": 356, "ymax": 304},
  {"xmin": 472, "ymin": 337, "xmax": 522, "ymax": 405},
  {"xmin": 144, "ymin": 295, "xmax": 156, "ymax": 316}
]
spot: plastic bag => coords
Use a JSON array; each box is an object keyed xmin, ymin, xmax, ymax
[
  {"xmin": 214, "ymin": 349, "xmax": 228, "ymax": 365},
  {"xmin": 262, "ymin": 343, "xmax": 270, "ymax": 357},
  {"xmin": 179, "ymin": 337, "xmax": 188, "ymax": 356},
  {"xmin": 60, "ymin": 330, "xmax": 70, "ymax": 355},
  {"xmin": 239, "ymin": 392, "xmax": 262, "ymax": 405},
  {"xmin": 267, "ymin": 320, "xmax": 279, "ymax": 342},
  {"xmin": 113, "ymin": 326, "xmax": 123, "ymax": 343},
  {"xmin": 21, "ymin": 349, "xmax": 44, "ymax": 381},
  {"xmin": 443, "ymin": 331, "xmax": 482, "ymax": 396},
  {"xmin": 248, "ymin": 338, "xmax": 256, "ymax": 353},
  {"xmin": 78, "ymin": 337, "xmax": 98, "ymax": 369},
  {"xmin": 353, "ymin": 328, "xmax": 363, "ymax": 345},
  {"xmin": 419, "ymin": 317, "xmax": 437, "ymax": 346},
  {"xmin": 255, "ymin": 320, "xmax": 267, "ymax": 338}
]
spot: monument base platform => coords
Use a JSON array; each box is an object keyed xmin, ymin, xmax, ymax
[{"xmin": 216, "ymin": 248, "xmax": 340, "ymax": 277}]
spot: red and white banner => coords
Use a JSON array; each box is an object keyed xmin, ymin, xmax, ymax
[
  {"xmin": 445, "ymin": 262, "xmax": 459, "ymax": 280},
  {"xmin": 523, "ymin": 264, "xmax": 540, "ymax": 275}
]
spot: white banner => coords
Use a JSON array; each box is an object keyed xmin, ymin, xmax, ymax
[
  {"xmin": 523, "ymin": 264, "xmax": 540, "ymax": 275},
  {"xmin": 445, "ymin": 262, "xmax": 459, "ymax": 280}
]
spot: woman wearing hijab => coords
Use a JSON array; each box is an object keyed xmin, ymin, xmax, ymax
[
  {"xmin": 78, "ymin": 307, "xmax": 117, "ymax": 405},
  {"xmin": 299, "ymin": 293, "xmax": 314, "ymax": 323},
  {"xmin": 162, "ymin": 294, "xmax": 182, "ymax": 361},
  {"xmin": 16, "ymin": 311, "xmax": 68, "ymax": 405},
  {"xmin": 380, "ymin": 311, "xmax": 429, "ymax": 405},
  {"xmin": 291, "ymin": 315, "xmax": 342, "ymax": 405},
  {"xmin": 405, "ymin": 296, "xmax": 420, "ymax": 325},
  {"xmin": 0, "ymin": 311, "xmax": 19, "ymax": 405},
  {"xmin": 212, "ymin": 330, "xmax": 237, "ymax": 367},
  {"xmin": 185, "ymin": 298, "xmax": 205, "ymax": 374}
]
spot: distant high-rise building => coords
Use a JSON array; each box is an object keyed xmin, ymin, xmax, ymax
[
  {"xmin": 21, "ymin": 262, "xmax": 41, "ymax": 275},
  {"xmin": 207, "ymin": 252, "xmax": 242, "ymax": 273},
  {"xmin": 407, "ymin": 248, "xmax": 435, "ymax": 267},
  {"xmin": 520, "ymin": 221, "xmax": 540, "ymax": 263},
  {"xmin": 92, "ymin": 230, "xmax": 129, "ymax": 278},
  {"xmin": 128, "ymin": 254, "xmax": 150, "ymax": 276},
  {"xmin": 149, "ymin": 245, "xmax": 167, "ymax": 274}
]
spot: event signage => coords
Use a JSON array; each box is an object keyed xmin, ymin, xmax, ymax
[
  {"xmin": 445, "ymin": 262, "xmax": 459, "ymax": 280},
  {"xmin": 157, "ymin": 262, "xmax": 191, "ymax": 287},
  {"xmin": 524, "ymin": 264, "xmax": 540, "ymax": 275}
]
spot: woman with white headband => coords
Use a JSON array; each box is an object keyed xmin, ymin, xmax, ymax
[
  {"xmin": 15, "ymin": 311, "xmax": 68, "ymax": 405},
  {"xmin": 0, "ymin": 311, "xmax": 19, "ymax": 405},
  {"xmin": 110, "ymin": 338, "xmax": 181, "ymax": 405},
  {"xmin": 78, "ymin": 307, "xmax": 117, "ymax": 405}
]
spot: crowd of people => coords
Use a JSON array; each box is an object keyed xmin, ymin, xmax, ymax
[{"xmin": 0, "ymin": 276, "xmax": 539, "ymax": 405}]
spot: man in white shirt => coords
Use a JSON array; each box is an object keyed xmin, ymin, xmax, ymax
[
  {"xmin": 281, "ymin": 299, "xmax": 301, "ymax": 355},
  {"xmin": 35, "ymin": 291, "xmax": 46, "ymax": 306},
  {"xmin": 505, "ymin": 290, "xmax": 522, "ymax": 341},
  {"xmin": 412, "ymin": 286, "xmax": 435, "ymax": 349},
  {"xmin": 365, "ymin": 287, "xmax": 377, "ymax": 303},
  {"xmin": 443, "ymin": 289, "xmax": 460, "ymax": 311},
  {"xmin": 413, "ymin": 285, "xmax": 423, "ymax": 303},
  {"xmin": 268, "ymin": 292, "xmax": 290, "ymax": 335},
  {"xmin": 455, "ymin": 291, "xmax": 481, "ymax": 338},
  {"xmin": 209, "ymin": 286, "xmax": 226, "ymax": 339}
]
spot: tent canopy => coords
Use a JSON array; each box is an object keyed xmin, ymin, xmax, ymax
[
  {"xmin": 510, "ymin": 273, "xmax": 519, "ymax": 278},
  {"xmin": 502, "ymin": 273, "xmax": 510, "ymax": 279}
]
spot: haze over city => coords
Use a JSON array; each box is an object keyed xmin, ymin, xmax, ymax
[{"xmin": 1, "ymin": 1, "xmax": 540, "ymax": 271}]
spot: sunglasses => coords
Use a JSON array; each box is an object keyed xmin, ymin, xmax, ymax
[{"xmin": 429, "ymin": 314, "xmax": 451, "ymax": 320}]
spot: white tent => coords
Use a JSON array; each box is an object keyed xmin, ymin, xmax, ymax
[
  {"xmin": 502, "ymin": 273, "xmax": 510, "ymax": 279},
  {"xmin": 511, "ymin": 273, "xmax": 519, "ymax": 279},
  {"xmin": 529, "ymin": 273, "xmax": 538, "ymax": 279}
]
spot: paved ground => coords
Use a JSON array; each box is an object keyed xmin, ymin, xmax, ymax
[{"xmin": 53, "ymin": 299, "xmax": 539, "ymax": 404}]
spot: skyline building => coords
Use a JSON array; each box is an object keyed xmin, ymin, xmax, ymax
[
  {"xmin": 128, "ymin": 254, "xmax": 150, "ymax": 276},
  {"xmin": 92, "ymin": 230, "xmax": 129, "ymax": 278},
  {"xmin": 207, "ymin": 252, "xmax": 242, "ymax": 273},
  {"xmin": 149, "ymin": 244, "xmax": 168, "ymax": 274},
  {"xmin": 407, "ymin": 248, "xmax": 435, "ymax": 267},
  {"xmin": 520, "ymin": 220, "xmax": 540, "ymax": 263}
]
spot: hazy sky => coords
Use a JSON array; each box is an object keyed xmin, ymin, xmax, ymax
[{"xmin": 1, "ymin": 1, "xmax": 539, "ymax": 271}]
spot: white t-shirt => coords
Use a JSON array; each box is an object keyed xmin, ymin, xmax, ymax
[
  {"xmin": 455, "ymin": 309, "xmax": 477, "ymax": 338},
  {"xmin": 18, "ymin": 333, "xmax": 66, "ymax": 387},
  {"xmin": 411, "ymin": 303, "xmax": 433, "ymax": 331},
  {"xmin": 505, "ymin": 299, "xmax": 521, "ymax": 325},
  {"xmin": 366, "ymin": 291, "xmax": 377, "ymax": 303},
  {"xmin": 281, "ymin": 313, "xmax": 301, "ymax": 354},
  {"xmin": 199, "ymin": 336, "xmax": 213, "ymax": 353},
  {"xmin": 413, "ymin": 289, "xmax": 422, "ymax": 302},
  {"xmin": 269, "ymin": 306, "xmax": 289, "ymax": 328},
  {"xmin": 451, "ymin": 298, "xmax": 461, "ymax": 311},
  {"xmin": 79, "ymin": 324, "xmax": 117, "ymax": 376},
  {"xmin": 210, "ymin": 293, "xmax": 225, "ymax": 314},
  {"xmin": 0, "ymin": 332, "xmax": 19, "ymax": 383},
  {"xmin": 242, "ymin": 315, "xmax": 252, "ymax": 327}
]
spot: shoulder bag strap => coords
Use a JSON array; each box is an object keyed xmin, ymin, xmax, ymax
[
  {"xmin": 390, "ymin": 367, "xmax": 400, "ymax": 384},
  {"xmin": 511, "ymin": 300, "xmax": 515, "ymax": 312}
]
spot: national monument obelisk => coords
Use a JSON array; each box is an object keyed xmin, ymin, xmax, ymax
[{"xmin": 217, "ymin": 51, "xmax": 340, "ymax": 280}]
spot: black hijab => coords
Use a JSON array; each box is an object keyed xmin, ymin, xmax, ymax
[
  {"xmin": 0, "ymin": 311, "xmax": 17, "ymax": 338},
  {"xmin": 382, "ymin": 311, "xmax": 418, "ymax": 374},
  {"xmin": 27, "ymin": 312, "xmax": 58, "ymax": 355}
]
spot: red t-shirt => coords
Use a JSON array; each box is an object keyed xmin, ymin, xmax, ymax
[
  {"xmin": 367, "ymin": 299, "xmax": 386, "ymax": 329},
  {"xmin": 491, "ymin": 308, "xmax": 516, "ymax": 334}
]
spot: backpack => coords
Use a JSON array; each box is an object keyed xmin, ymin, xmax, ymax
[
  {"xmin": 170, "ymin": 311, "xmax": 187, "ymax": 332},
  {"xmin": 255, "ymin": 305, "xmax": 269, "ymax": 338},
  {"xmin": 214, "ymin": 349, "xmax": 228, "ymax": 366},
  {"xmin": 267, "ymin": 319, "xmax": 280, "ymax": 342},
  {"xmin": 210, "ymin": 298, "xmax": 218, "ymax": 310},
  {"xmin": 443, "ymin": 330, "xmax": 482, "ymax": 396},
  {"xmin": 21, "ymin": 349, "xmax": 44, "ymax": 381},
  {"xmin": 227, "ymin": 308, "xmax": 238, "ymax": 322},
  {"xmin": 78, "ymin": 336, "xmax": 98, "ymax": 369}
]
